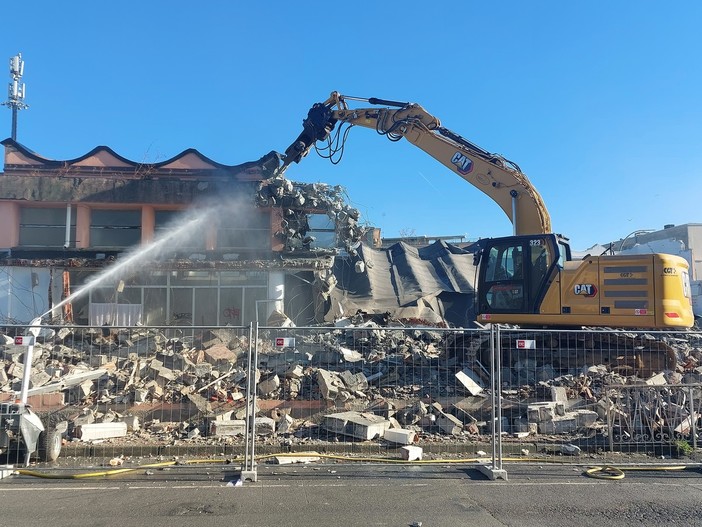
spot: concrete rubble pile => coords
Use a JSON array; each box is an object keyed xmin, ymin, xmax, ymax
[
  {"xmin": 0, "ymin": 322, "xmax": 701, "ymax": 451},
  {"xmin": 255, "ymin": 176, "xmax": 365, "ymax": 255}
]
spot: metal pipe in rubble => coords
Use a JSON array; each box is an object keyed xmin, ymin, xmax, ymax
[
  {"xmin": 19, "ymin": 343, "xmax": 34, "ymax": 405},
  {"xmin": 64, "ymin": 204, "xmax": 72, "ymax": 249}
]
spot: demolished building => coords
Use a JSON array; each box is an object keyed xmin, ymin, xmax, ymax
[{"xmin": 0, "ymin": 139, "xmax": 478, "ymax": 328}]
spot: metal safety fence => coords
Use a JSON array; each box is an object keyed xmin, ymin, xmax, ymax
[
  {"xmin": 0, "ymin": 322, "xmax": 701, "ymax": 480},
  {"xmin": 495, "ymin": 327, "xmax": 702, "ymax": 464},
  {"xmin": 0, "ymin": 323, "xmax": 254, "ymax": 470}
]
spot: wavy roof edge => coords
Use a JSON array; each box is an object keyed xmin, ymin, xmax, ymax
[{"xmin": 1, "ymin": 137, "xmax": 282, "ymax": 173}]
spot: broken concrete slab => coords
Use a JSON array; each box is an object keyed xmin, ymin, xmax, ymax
[
  {"xmin": 204, "ymin": 344, "xmax": 239, "ymax": 368},
  {"xmin": 383, "ymin": 428, "xmax": 417, "ymax": 445},
  {"xmin": 75, "ymin": 421, "xmax": 128, "ymax": 441},
  {"xmin": 455, "ymin": 367, "xmax": 483, "ymax": 396},
  {"xmin": 258, "ymin": 374, "xmax": 281, "ymax": 396},
  {"xmin": 316, "ymin": 369, "xmax": 345, "ymax": 400},
  {"xmin": 210, "ymin": 419, "xmax": 246, "ymax": 437},
  {"xmin": 271, "ymin": 453, "xmax": 321, "ymax": 464},
  {"xmin": 323, "ymin": 411, "xmax": 391, "ymax": 440}
]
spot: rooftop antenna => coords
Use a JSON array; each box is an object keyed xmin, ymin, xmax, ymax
[{"xmin": 1, "ymin": 52, "xmax": 29, "ymax": 141}]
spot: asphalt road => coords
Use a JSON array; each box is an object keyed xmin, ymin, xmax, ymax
[{"xmin": 1, "ymin": 462, "xmax": 702, "ymax": 527}]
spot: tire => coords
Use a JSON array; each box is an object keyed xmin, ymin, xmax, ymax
[{"xmin": 38, "ymin": 428, "xmax": 62, "ymax": 462}]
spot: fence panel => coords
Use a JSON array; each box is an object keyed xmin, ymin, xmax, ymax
[
  {"xmin": 4, "ymin": 320, "xmax": 698, "ymax": 476},
  {"xmin": 251, "ymin": 325, "xmax": 496, "ymax": 465},
  {"xmin": 0, "ymin": 323, "xmax": 252, "ymax": 471},
  {"xmin": 496, "ymin": 327, "xmax": 702, "ymax": 464}
]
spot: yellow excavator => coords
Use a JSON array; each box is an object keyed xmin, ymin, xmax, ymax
[{"xmin": 276, "ymin": 92, "xmax": 693, "ymax": 329}]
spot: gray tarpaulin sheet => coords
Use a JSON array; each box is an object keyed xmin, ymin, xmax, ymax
[{"xmin": 329, "ymin": 241, "xmax": 478, "ymax": 327}]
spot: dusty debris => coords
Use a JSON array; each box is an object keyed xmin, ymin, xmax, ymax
[{"xmin": 0, "ymin": 322, "xmax": 701, "ymax": 451}]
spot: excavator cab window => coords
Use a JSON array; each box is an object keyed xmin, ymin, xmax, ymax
[{"xmin": 479, "ymin": 234, "xmax": 558, "ymax": 314}]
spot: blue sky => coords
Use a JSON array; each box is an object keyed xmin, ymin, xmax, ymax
[{"xmin": 2, "ymin": 1, "xmax": 701, "ymax": 250}]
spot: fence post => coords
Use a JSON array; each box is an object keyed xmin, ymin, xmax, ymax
[
  {"xmin": 690, "ymin": 387, "xmax": 697, "ymax": 451},
  {"xmin": 241, "ymin": 321, "xmax": 258, "ymax": 482},
  {"xmin": 477, "ymin": 324, "xmax": 508, "ymax": 481},
  {"xmin": 495, "ymin": 324, "xmax": 504, "ymax": 472}
]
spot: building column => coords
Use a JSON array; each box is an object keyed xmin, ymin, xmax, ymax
[
  {"xmin": 267, "ymin": 271, "xmax": 285, "ymax": 318},
  {"xmin": 141, "ymin": 206, "xmax": 155, "ymax": 244},
  {"xmin": 0, "ymin": 202, "xmax": 20, "ymax": 248},
  {"xmin": 75, "ymin": 205, "xmax": 91, "ymax": 249}
]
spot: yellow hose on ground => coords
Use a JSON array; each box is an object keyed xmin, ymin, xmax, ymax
[{"xmin": 12, "ymin": 452, "xmax": 695, "ymax": 480}]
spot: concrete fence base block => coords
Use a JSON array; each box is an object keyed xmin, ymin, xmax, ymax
[
  {"xmin": 240, "ymin": 469, "xmax": 258, "ymax": 483},
  {"xmin": 476, "ymin": 464, "xmax": 508, "ymax": 481}
]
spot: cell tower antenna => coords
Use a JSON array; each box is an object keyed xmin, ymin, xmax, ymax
[{"xmin": 2, "ymin": 52, "xmax": 29, "ymax": 141}]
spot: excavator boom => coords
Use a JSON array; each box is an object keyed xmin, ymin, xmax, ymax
[{"xmin": 280, "ymin": 92, "xmax": 551, "ymax": 236}]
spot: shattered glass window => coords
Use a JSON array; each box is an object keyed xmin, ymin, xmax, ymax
[
  {"xmin": 90, "ymin": 210, "xmax": 142, "ymax": 248},
  {"xmin": 307, "ymin": 213, "xmax": 337, "ymax": 249}
]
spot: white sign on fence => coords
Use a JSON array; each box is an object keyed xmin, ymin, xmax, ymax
[
  {"xmin": 14, "ymin": 336, "xmax": 36, "ymax": 346},
  {"xmin": 516, "ymin": 339, "xmax": 536, "ymax": 350},
  {"xmin": 275, "ymin": 337, "xmax": 295, "ymax": 348}
]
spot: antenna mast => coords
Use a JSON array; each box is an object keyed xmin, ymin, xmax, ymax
[{"xmin": 2, "ymin": 52, "xmax": 29, "ymax": 141}]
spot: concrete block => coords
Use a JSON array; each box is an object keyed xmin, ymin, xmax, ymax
[
  {"xmin": 211, "ymin": 419, "xmax": 246, "ymax": 436},
  {"xmin": 204, "ymin": 344, "xmax": 238, "ymax": 366},
  {"xmin": 285, "ymin": 364, "xmax": 304, "ymax": 379},
  {"xmin": 154, "ymin": 367, "xmax": 175, "ymax": 388},
  {"xmin": 528, "ymin": 403, "xmax": 553, "ymax": 422},
  {"xmin": 384, "ymin": 428, "xmax": 417, "ymax": 445},
  {"xmin": 538, "ymin": 414, "xmax": 577, "ymax": 434},
  {"xmin": 122, "ymin": 415, "xmax": 140, "ymax": 432},
  {"xmin": 450, "ymin": 405, "xmax": 477, "ymax": 425},
  {"xmin": 339, "ymin": 370, "xmax": 368, "ymax": 392},
  {"xmin": 645, "ymin": 372, "xmax": 667, "ymax": 386},
  {"xmin": 29, "ymin": 370, "xmax": 51, "ymax": 389},
  {"xmin": 75, "ymin": 421, "xmax": 128, "ymax": 441},
  {"xmin": 258, "ymin": 374, "xmax": 280, "ymax": 396},
  {"xmin": 7, "ymin": 362, "xmax": 23, "ymax": 380},
  {"xmin": 435, "ymin": 411, "xmax": 463, "ymax": 436},
  {"xmin": 575, "ymin": 410, "xmax": 598, "ymax": 428},
  {"xmin": 316, "ymin": 369, "xmax": 344, "ymax": 400},
  {"xmin": 455, "ymin": 368, "xmax": 483, "ymax": 396},
  {"xmin": 255, "ymin": 416, "xmax": 276, "ymax": 436},
  {"xmin": 323, "ymin": 411, "xmax": 391, "ymax": 440},
  {"xmin": 400, "ymin": 445, "xmax": 423, "ymax": 461}
]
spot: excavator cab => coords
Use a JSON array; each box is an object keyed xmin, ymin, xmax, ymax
[{"xmin": 477, "ymin": 234, "xmax": 569, "ymax": 316}]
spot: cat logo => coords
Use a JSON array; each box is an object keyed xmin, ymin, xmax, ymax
[
  {"xmin": 451, "ymin": 152, "xmax": 473, "ymax": 174},
  {"xmin": 574, "ymin": 284, "xmax": 598, "ymax": 297}
]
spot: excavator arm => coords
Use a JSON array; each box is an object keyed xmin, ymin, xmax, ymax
[{"xmin": 279, "ymin": 92, "xmax": 551, "ymax": 236}]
